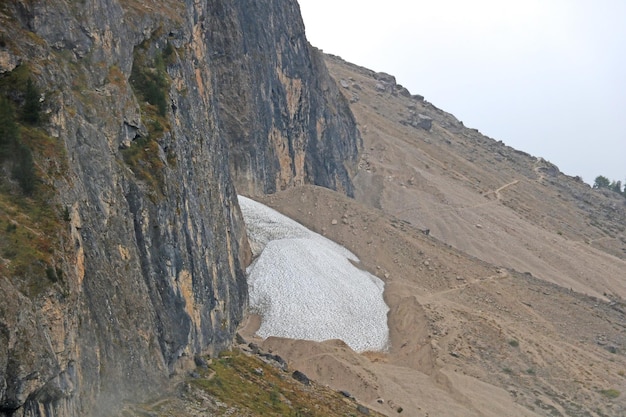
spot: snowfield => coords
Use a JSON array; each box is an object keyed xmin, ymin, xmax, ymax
[{"xmin": 238, "ymin": 196, "xmax": 389, "ymax": 352}]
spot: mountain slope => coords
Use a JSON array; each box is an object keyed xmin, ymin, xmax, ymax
[
  {"xmin": 249, "ymin": 185, "xmax": 626, "ymax": 417},
  {"xmin": 233, "ymin": 54, "xmax": 626, "ymax": 416},
  {"xmin": 324, "ymin": 54, "xmax": 626, "ymax": 300}
]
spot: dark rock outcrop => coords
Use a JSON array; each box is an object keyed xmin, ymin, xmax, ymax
[
  {"xmin": 291, "ymin": 370, "xmax": 310, "ymax": 385},
  {"xmin": 0, "ymin": 1, "xmax": 361, "ymax": 416}
]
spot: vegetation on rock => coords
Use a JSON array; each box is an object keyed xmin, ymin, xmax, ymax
[
  {"xmin": 593, "ymin": 175, "xmax": 625, "ymax": 197},
  {"xmin": 0, "ymin": 64, "xmax": 68, "ymax": 297},
  {"xmin": 124, "ymin": 40, "xmax": 173, "ymax": 195},
  {"xmin": 119, "ymin": 349, "xmax": 384, "ymax": 417}
]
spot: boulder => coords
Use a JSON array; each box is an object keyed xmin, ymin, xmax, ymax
[
  {"xmin": 292, "ymin": 370, "xmax": 310, "ymax": 385},
  {"xmin": 413, "ymin": 114, "xmax": 432, "ymax": 131},
  {"xmin": 374, "ymin": 72, "xmax": 396, "ymax": 85}
]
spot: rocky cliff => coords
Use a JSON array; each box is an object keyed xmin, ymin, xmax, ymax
[
  {"xmin": 0, "ymin": 1, "xmax": 360, "ymax": 416},
  {"xmin": 205, "ymin": 1, "xmax": 360, "ymax": 195}
]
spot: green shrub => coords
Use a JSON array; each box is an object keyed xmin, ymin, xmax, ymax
[
  {"xmin": 21, "ymin": 78, "xmax": 41, "ymax": 125},
  {"xmin": 130, "ymin": 51, "xmax": 169, "ymax": 117},
  {"xmin": 45, "ymin": 266, "xmax": 58, "ymax": 282},
  {"xmin": 62, "ymin": 206, "xmax": 71, "ymax": 222},
  {"xmin": 600, "ymin": 389, "xmax": 620, "ymax": 399}
]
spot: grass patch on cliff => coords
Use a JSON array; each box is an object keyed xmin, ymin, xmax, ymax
[
  {"xmin": 120, "ymin": 348, "xmax": 385, "ymax": 417},
  {"xmin": 123, "ymin": 41, "xmax": 173, "ymax": 196},
  {"xmin": 0, "ymin": 64, "xmax": 68, "ymax": 297},
  {"xmin": 130, "ymin": 42, "xmax": 170, "ymax": 120},
  {"xmin": 121, "ymin": 135, "xmax": 166, "ymax": 195},
  {"xmin": 186, "ymin": 350, "xmax": 383, "ymax": 417}
]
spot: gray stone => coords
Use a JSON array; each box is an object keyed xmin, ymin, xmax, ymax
[
  {"xmin": 292, "ymin": 370, "xmax": 310, "ymax": 385},
  {"xmin": 375, "ymin": 82, "xmax": 387, "ymax": 92},
  {"xmin": 340, "ymin": 390, "xmax": 354, "ymax": 399},
  {"xmin": 396, "ymin": 85, "xmax": 411, "ymax": 97},
  {"xmin": 374, "ymin": 72, "xmax": 396, "ymax": 85},
  {"xmin": 357, "ymin": 404, "xmax": 370, "ymax": 415},
  {"xmin": 414, "ymin": 114, "xmax": 433, "ymax": 131}
]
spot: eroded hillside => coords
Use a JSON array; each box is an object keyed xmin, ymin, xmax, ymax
[
  {"xmin": 324, "ymin": 54, "xmax": 626, "ymax": 300},
  {"xmin": 249, "ymin": 185, "xmax": 626, "ymax": 417}
]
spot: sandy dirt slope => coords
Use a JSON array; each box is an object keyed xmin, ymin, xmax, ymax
[
  {"xmin": 240, "ymin": 186, "xmax": 626, "ymax": 417},
  {"xmin": 237, "ymin": 55, "xmax": 626, "ymax": 417},
  {"xmin": 322, "ymin": 54, "xmax": 626, "ymax": 301}
]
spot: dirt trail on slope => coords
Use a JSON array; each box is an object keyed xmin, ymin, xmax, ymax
[
  {"xmin": 238, "ymin": 55, "xmax": 626, "ymax": 417},
  {"xmin": 240, "ymin": 186, "xmax": 626, "ymax": 417},
  {"xmin": 324, "ymin": 55, "xmax": 626, "ymax": 301}
]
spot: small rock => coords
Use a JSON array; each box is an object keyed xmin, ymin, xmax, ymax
[
  {"xmin": 475, "ymin": 224, "xmax": 483, "ymax": 229},
  {"xmin": 260, "ymin": 353, "xmax": 288, "ymax": 371},
  {"xmin": 413, "ymin": 114, "xmax": 432, "ymax": 131},
  {"xmin": 357, "ymin": 404, "xmax": 370, "ymax": 415},
  {"xmin": 375, "ymin": 82, "xmax": 386, "ymax": 92},
  {"xmin": 254, "ymin": 367, "xmax": 264, "ymax": 376},
  {"xmin": 248, "ymin": 343, "xmax": 261, "ymax": 354},
  {"xmin": 396, "ymin": 86, "xmax": 411, "ymax": 97},
  {"xmin": 340, "ymin": 79, "xmax": 350, "ymax": 88},
  {"xmin": 235, "ymin": 332, "xmax": 247, "ymax": 345},
  {"xmin": 376, "ymin": 398, "xmax": 384, "ymax": 404},
  {"xmin": 292, "ymin": 370, "xmax": 310, "ymax": 385},
  {"xmin": 331, "ymin": 219, "xmax": 338, "ymax": 225},
  {"xmin": 340, "ymin": 390, "xmax": 354, "ymax": 399},
  {"xmin": 449, "ymin": 351, "xmax": 460, "ymax": 358},
  {"xmin": 374, "ymin": 72, "xmax": 396, "ymax": 84},
  {"xmin": 194, "ymin": 356, "xmax": 209, "ymax": 369}
]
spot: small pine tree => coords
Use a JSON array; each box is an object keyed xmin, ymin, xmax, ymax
[
  {"xmin": 593, "ymin": 175, "xmax": 610, "ymax": 189},
  {"xmin": 609, "ymin": 180, "xmax": 622, "ymax": 194},
  {"xmin": 21, "ymin": 78, "xmax": 41, "ymax": 125},
  {"xmin": 0, "ymin": 96, "xmax": 18, "ymax": 158}
]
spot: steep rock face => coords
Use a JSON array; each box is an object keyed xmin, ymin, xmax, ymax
[
  {"xmin": 205, "ymin": 0, "xmax": 361, "ymax": 196},
  {"xmin": 0, "ymin": 1, "xmax": 360, "ymax": 416}
]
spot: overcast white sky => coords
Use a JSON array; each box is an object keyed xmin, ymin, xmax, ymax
[{"xmin": 297, "ymin": 0, "xmax": 626, "ymax": 185}]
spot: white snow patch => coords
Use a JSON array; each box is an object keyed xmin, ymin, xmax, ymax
[{"xmin": 238, "ymin": 195, "xmax": 389, "ymax": 352}]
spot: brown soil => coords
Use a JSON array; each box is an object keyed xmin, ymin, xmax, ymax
[{"xmin": 236, "ymin": 54, "xmax": 626, "ymax": 417}]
